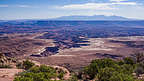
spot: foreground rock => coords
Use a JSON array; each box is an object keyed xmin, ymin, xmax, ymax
[{"xmin": 0, "ymin": 69, "xmax": 23, "ymax": 81}]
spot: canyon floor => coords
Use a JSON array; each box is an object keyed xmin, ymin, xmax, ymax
[
  {"xmin": 1, "ymin": 33, "xmax": 144, "ymax": 71},
  {"xmin": 30, "ymin": 35, "xmax": 144, "ymax": 71}
]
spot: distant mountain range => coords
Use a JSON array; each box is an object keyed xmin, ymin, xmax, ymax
[
  {"xmin": 53, "ymin": 15, "xmax": 134, "ymax": 21},
  {"xmin": 0, "ymin": 15, "xmax": 138, "ymax": 21}
]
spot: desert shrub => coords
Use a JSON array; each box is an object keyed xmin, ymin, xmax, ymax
[
  {"xmin": 124, "ymin": 57, "xmax": 135, "ymax": 65},
  {"xmin": 39, "ymin": 65, "xmax": 56, "ymax": 73},
  {"xmin": 81, "ymin": 58, "xmax": 136, "ymax": 80},
  {"xmin": 68, "ymin": 74, "xmax": 78, "ymax": 81},
  {"xmin": 120, "ymin": 64, "xmax": 135, "ymax": 74},
  {"xmin": 118, "ymin": 60, "xmax": 125, "ymax": 65},
  {"xmin": 109, "ymin": 72, "xmax": 134, "ymax": 81},
  {"xmin": 57, "ymin": 69, "xmax": 65, "ymax": 79},
  {"xmin": 16, "ymin": 60, "xmax": 35, "ymax": 70},
  {"xmin": 91, "ymin": 58, "xmax": 117, "ymax": 68},
  {"xmin": 97, "ymin": 67, "xmax": 116, "ymax": 81},
  {"xmin": 83, "ymin": 58, "xmax": 118, "ymax": 79},
  {"xmin": 58, "ymin": 72, "xmax": 64, "ymax": 79},
  {"xmin": 15, "ymin": 57, "xmax": 144, "ymax": 81},
  {"xmin": 14, "ymin": 77, "xmax": 33, "ymax": 81},
  {"xmin": 97, "ymin": 67, "xmax": 134, "ymax": 81},
  {"xmin": 14, "ymin": 65, "xmax": 63, "ymax": 81},
  {"xmin": 29, "ymin": 66, "xmax": 40, "ymax": 73},
  {"xmin": 23, "ymin": 60, "xmax": 35, "ymax": 70},
  {"xmin": 83, "ymin": 63, "xmax": 99, "ymax": 79},
  {"xmin": 44, "ymin": 72, "xmax": 57, "ymax": 79}
]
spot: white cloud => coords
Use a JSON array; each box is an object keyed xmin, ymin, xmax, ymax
[
  {"xmin": 110, "ymin": 0, "xmax": 137, "ymax": 5},
  {"xmin": 0, "ymin": 5, "xmax": 9, "ymax": 7},
  {"xmin": 112, "ymin": 2, "xmax": 137, "ymax": 5},
  {"xmin": 76, "ymin": 12, "xmax": 114, "ymax": 16},
  {"xmin": 60, "ymin": 3, "xmax": 115, "ymax": 10},
  {"xmin": 59, "ymin": 2, "xmax": 137, "ymax": 10}
]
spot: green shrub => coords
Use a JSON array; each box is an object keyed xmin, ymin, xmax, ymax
[
  {"xmin": 124, "ymin": 57, "xmax": 135, "ymax": 65},
  {"xmin": 83, "ymin": 58, "xmax": 118, "ymax": 79},
  {"xmin": 118, "ymin": 60, "xmax": 124, "ymax": 65},
  {"xmin": 14, "ymin": 65, "xmax": 61, "ymax": 81},
  {"xmin": 97, "ymin": 67, "xmax": 116, "ymax": 81},
  {"xmin": 109, "ymin": 72, "xmax": 134, "ymax": 81},
  {"xmin": 120, "ymin": 64, "xmax": 135, "ymax": 74},
  {"xmin": 82, "ymin": 58, "xmax": 136, "ymax": 80},
  {"xmin": 83, "ymin": 63, "xmax": 99, "ymax": 79},
  {"xmin": 29, "ymin": 66, "xmax": 40, "ymax": 73},
  {"xmin": 14, "ymin": 77, "xmax": 33, "ymax": 81},
  {"xmin": 23, "ymin": 60, "xmax": 35, "ymax": 70},
  {"xmin": 16, "ymin": 60, "xmax": 35, "ymax": 70},
  {"xmin": 68, "ymin": 74, "xmax": 78, "ymax": 81},
  {"xmin": 39, "ymin": 65, "xmax": 56, "ymax": 73},
  {"xmin": 91, "ymin": 58, "xmax": 117, "ymax": 68}
]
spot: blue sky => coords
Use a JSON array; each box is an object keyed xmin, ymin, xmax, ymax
[{"xmin": 0, "ymin": 0, "xmax": 144, "ymax": 20}]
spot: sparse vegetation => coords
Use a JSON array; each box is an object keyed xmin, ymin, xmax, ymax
[
  {"xmin": 0, "ymin": 52, "xmax": 14, "ymax": 68},
  {"xmin": 13, "ymin": 55, "xmax": 144, "ymax": 81},
  {"xmin": 74, "ymin": 57, "xmax": 144, "ymax": 81},
  {"xmin": 14, "ymin": 65, "xmax": 65, "ymax": 81},
  {"xmin": 16, "ymin": 60, "xmax": 35, "ymax": 70},
  {"xmin": 68, "ymin": 74, "xmax": 78, "ymax": 81}
]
